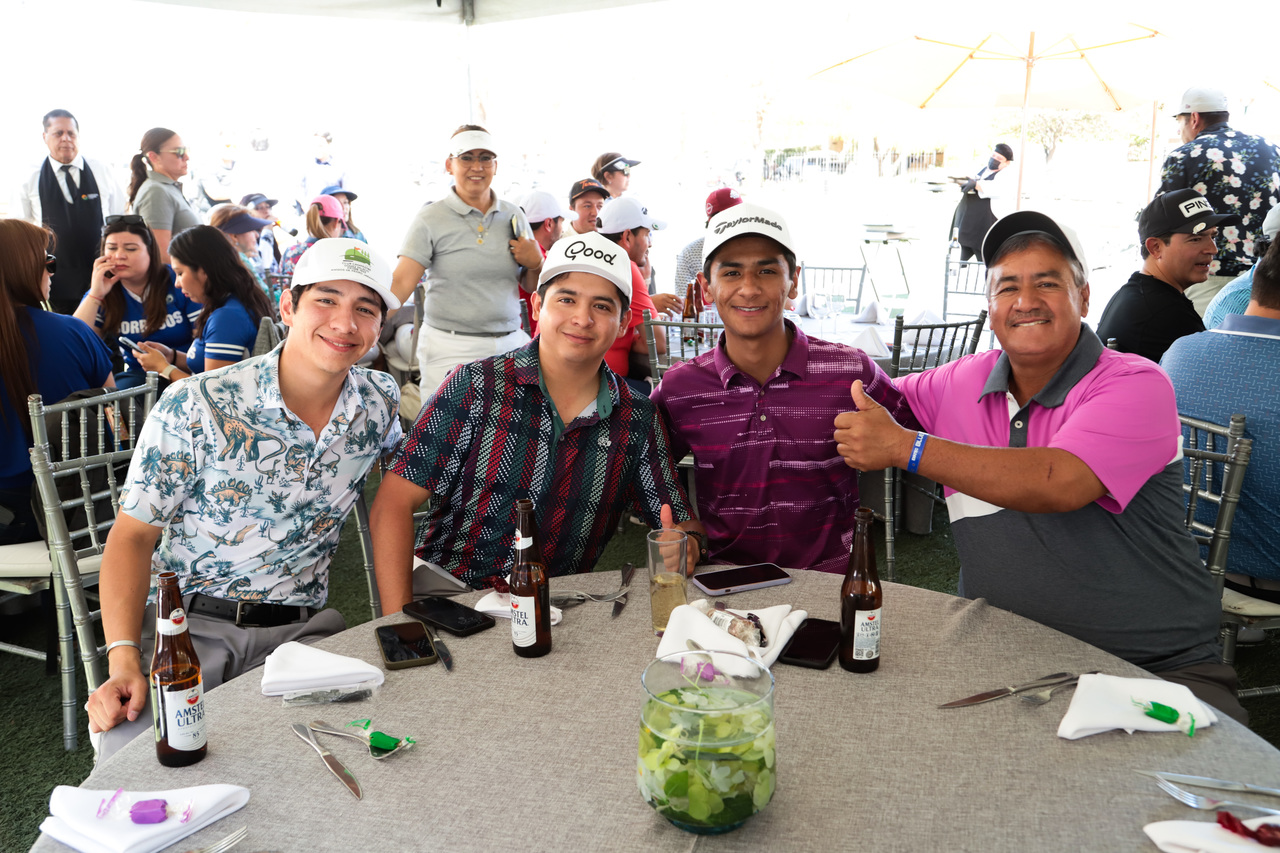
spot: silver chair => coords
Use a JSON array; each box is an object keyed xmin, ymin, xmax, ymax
[
  {"xmin": 801, "ymin": 265, "xmax": 869, "ymax": 315},
  {"xmin": 879, "ymin": 311, "xmax": 988, "ymax": 581},
  {"xmin": 24, "ymin": 375, "xmax": 160, "ymax": 750},
  {"xmin": 350, "ymin": 494, "xmax": 385, "ymax": 619},
  {"xmin": 941, "ymin": 245, "xmax": 992, "ymax": 347},
  {"xmin": 266, "ymin": 273, "xmax": 291, "ymax": 314},
  {"xmin": 642, "ymin": 310, "xmax": 723, "ymax": 381}
]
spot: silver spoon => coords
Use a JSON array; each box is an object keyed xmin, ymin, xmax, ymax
[{"xmin": 309, "ymin": 720, "xmax": 414, "ymax": 760}]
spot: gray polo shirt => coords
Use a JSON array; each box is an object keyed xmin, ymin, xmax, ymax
[
  {"xmin": 399, "ymin": 189, "xmax": 531, "ymax": 335},
  {"xmin": 133, "ymin": 173, "xmax": 199, "ymax": 234}
]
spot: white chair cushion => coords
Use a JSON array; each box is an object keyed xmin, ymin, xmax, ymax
[
  {"xmin": 0, "ymin": 540, "xmax": 102, "ymax": 579},
  {"xmin": 1222, "ymin": 586, "xmax": 1280, "ymax": 617}
]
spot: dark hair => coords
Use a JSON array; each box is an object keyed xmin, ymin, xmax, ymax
[
  {"xmin": 529, "ymin": 219, "xmax": 548, "ymax": 233},
  {"xmin": 98, "ymin": 220, "xmax": 170, "ymax": 336},
  {"xmin": 0, "ymin": 220, "xmax": 52, "ymax": 438},
  {"xmin": 127, "ymin": 127, "xmax": 178, "ymax": 206},
  {"xmin": 1139, "ymin": 234, "xmax": 1173, "ymax": 260},
  {"xmin": 42, "ymin": 109, "xmax": 77, "ymax": 131},
  {"xmin": 701, "ymin": 238, "xmax": 798, "ymax": 283},
  {"xmin": 600, "ymin": 228, "xmax": 644, "ymax": 245},
  {"xmin": 986, "ymin": 232, "xmax": 1087, "ymax": 290},
  {"xmin": 591, "ymin": 152, "xmax": 623, "ymax": 183},
  {"xmin": 1197, "ymin": 110, "xmax": 1230, "ymax": 127},
  {"xmin": 1252, "ymin": 238, "xmax": 1280, "ymax": 311},
  {"xmin": 169, "ymin": 226, "xmax": 272, "ymax": 338},
  {"xmin": 536, "ymin": 271, "xmax": 631, "ymax": 313},
  {"xmin": 452, "ymin": 124, "xmax": 488, "ymax": 136}
]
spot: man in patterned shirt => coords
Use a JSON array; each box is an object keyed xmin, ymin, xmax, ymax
[
  {"xmin": 86, "ymin": 237, "xmax": 402, "ymax": 760},
  {"xmin": 1158, "ymin": 86, "xmax": 1280, "ymax": 314},
  {"xmin": 370, "ymin": 231, "xmax": 702, "ymax": 608},
  {"xmin": 651, "ymin": 203, "xmax": 916, "ymax": 574}
]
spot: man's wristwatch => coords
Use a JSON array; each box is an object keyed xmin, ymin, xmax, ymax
[{"xmin": 689, "ymin": 530, "xmax": 708, "ymax": 564}]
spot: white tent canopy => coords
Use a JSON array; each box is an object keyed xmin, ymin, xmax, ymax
[{"xmin": 143, "ymin": 0, "xmax": 662, "ymax": 24}]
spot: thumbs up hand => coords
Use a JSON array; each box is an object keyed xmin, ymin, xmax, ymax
[{"xmin": 834, "ymin": 380, "xmax": 911, "ymax": 471}]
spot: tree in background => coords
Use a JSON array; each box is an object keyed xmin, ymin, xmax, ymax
[{"xmin": 997, "ymin": 110, "xmax": 1110, "ymax": 163}]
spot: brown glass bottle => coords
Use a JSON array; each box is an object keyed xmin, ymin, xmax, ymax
[
  {"xmin": 839, "ymin": 507, "xmax": 882, "ymax": 673},
  {"xmin": 150, "ymin": 571, "xmax": 207, "ymax": 765},
  {"xmin": 510, "ymin": 499, "xmax": 551, "ymax": 658}
]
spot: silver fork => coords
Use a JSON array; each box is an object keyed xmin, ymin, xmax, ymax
[
  {"xmin": 183, "ymin": 825, "xmax": 248, "ymax": 853},
  {"xmin": 550, "ymin": 587, "xmax": 627, "ymax": 605},
  {"xmin": 1156, "ymin": 777, "xmax": 1280, "ymax": 816}
]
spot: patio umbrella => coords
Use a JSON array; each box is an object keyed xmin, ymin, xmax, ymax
[{"xmin": 810, "ymin": 25, "xmax": 1179, "ymax": 205}]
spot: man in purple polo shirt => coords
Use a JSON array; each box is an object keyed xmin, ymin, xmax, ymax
[
  {"xmin": 834, "ymin": 210, "xmax": 1245, "ymax": 723},
  {"xmin": 651, "ymin": 203, "xmax": 914, "ymax": 574}
]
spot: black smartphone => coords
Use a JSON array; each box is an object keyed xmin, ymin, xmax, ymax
[
  {"xmin": 690, "ymin": 563, "xmax": 792, "ymax": 596},
  {"xmin": 375, "ymin": 621, "xmax": 438, "ymax": 669},
  {"xmin": 778, "ymin": 618, "xmax": 841, "ymax": 669},
  {"xmin": 403, "ymin": 596, "xmax": 497, "ymax": 637}
]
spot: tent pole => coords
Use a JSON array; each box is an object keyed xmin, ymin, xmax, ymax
[{"xmin": 1016, "ymin": 32, "xmax": 1034, "ymax": 211}]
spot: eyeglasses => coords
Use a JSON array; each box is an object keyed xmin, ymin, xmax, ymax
[
  {"xmin": 105, "ymin": 214, "xmax": 146, "ymax": 227},
  {"xmin": 456, "ymin": 153, "xmax": 496, "ymax": 165},
  {"xmin": 608, "ymin": 165, "xmax": 631, "ymax": 177},
  {"xmin": 45, "ymin": 253, "xmax": 57, "ymax": 274},
  {"xmin": 160, "ymin": 147, "xmax": 189, "ymax": 158}
]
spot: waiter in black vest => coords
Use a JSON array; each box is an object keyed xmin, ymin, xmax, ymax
[
  {"xmin": 15, "ymin": 109, "xmax": 126, "ymax": 313},
  {"xmin": 949, "ymin": 142, "xmax": 1014, "ymax": 262}
]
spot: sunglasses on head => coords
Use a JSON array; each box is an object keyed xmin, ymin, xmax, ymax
[
  {"xmin": 45, "ymin": 253, "xmax": 56, "ymax": 274},
  {"xmin": 105, "ymin": 214, "xmax": 146, "ymax": 227}
]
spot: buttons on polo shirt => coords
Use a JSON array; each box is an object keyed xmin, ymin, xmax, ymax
[
  {"xmin": 1014, "ymin": 420, "xmax": 1023, "ymax": 429},
  {"xmin": 760, "ymin": 414, "xmax": 767, "ymax": 421}
]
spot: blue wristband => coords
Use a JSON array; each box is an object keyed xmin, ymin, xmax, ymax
[{"xmin": 907, "ymin": 432, "xmax": 928, "ymax": 474}]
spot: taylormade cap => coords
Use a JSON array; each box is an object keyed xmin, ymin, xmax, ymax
[
  {"xmin": 290, "ymin": 237, "xmax": 399, "ymax": 311},
  {"xmin": 520, "ymin": 190, "xmax": 576, "ymax": 223},
  {"xmin": 597, "ymin": 196, "xmax": 666, "ymax": 234},
  {"xmin": 982, "ymin": 211, "xmax": 1089, "ymax": 279},
  {"xmin": 703, "ymin": 202, "xmax": 796, "ymax": 264},
  {"xmin": 1139, "ymin": 189, "xmax": 1240, "ymax": 240},
  {"xmin": 1174, "ymin": 86, "xmax": 1229, "ymax": 116},
  {"xmin": 537, "ymin": 230, "xmax": 631, "ymax": 303},
  {"xmin": 705, "ymin": 187, "xmax": 744, "ymax": 220}
]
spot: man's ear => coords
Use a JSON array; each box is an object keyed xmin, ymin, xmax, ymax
[
  {"xmin": 788, "ymin": 262, "xmax": 802, "ymax": 300},
  {"xmin": 530, "ymin": 291, "xmax": 542, "ymax": 323},
  {"xmin": 279, "ymin": 289, "xmax": 295, "ymax": 327},
  {"xmin": 1143, "ymin": 236, "xmax": 1164, "ymax": 259},
  {"xmin": 697, "ymin": 270, "xmax": 713, "ymax": 301}
]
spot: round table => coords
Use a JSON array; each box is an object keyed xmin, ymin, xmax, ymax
[{"xmin": 32, "ymin": 570, "xmax": 1280, "ymax": 852}]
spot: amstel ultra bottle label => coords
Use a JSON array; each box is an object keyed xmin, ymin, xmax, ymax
[
  {"xmin": 514, "ymin": 533, "xmax": 533, "ymax": 550},
  {"xmin": 152, "ymin": 680, "xmax": 207, "ymax": 750},
  {"xmin": 156, "ymin": 607, "xmax": 189, "ymax": 636},
  {"xmin": 852, "ymin": 608, "xmax": 881, "ymax": 660},
  {"xmin": 511, "ymin": 595, "xmax": 537, "ymax": 647}
]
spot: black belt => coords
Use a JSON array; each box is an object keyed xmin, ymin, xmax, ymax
[
  {"xmin": 428, "ymin": 324, "xmax": 517, "ymax": 338},
  {"xmin": 187, "ymin": 593, "xmax": 312, "ymax": 628}
]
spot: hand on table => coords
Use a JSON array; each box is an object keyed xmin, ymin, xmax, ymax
[
  {"xmin": 134, "ymin": 341, "xmax": 173, "ymax": 373},
  {"xmin": 86, "ymin": 670, "xmax": 148, "ymax": 734},
  {"xmin": 651, "ymin": 292, "xmax": 683, "ymax": 316},
  {"xmin": 834, "ymin": 380, "xmax": 914, "ymax": 472},
  {"xmin": 662, "ymin": 503, "xmax": 703, "ymax": 577}
]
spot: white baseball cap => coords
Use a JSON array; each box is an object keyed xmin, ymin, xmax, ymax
[
  {"xmin": 448, "ymin": 129, "xmax": 497, "ymax": 158},
  {"xmin": 1263, "ymin": 204, "xmax": 1280, "ymax": 239},
  {"xmin": 519, "ymin": 190, "xmax": 576, "ymax": 224},
  {"xmin": 981, "ymin": 211, "xmax": 1090, "ymax": 281},
  {"xmin": 597, "ymin": 196, "xmax": 666, "ymax": 234},
  {"xmin": 538, "ymin": 230, "xmax": 632, "ymax": 303},
  {"xmin": 703, "ymin": 202, "xmax": 797, "ymax": 264},
  {"xmin": 1174, "ymin": 86, "xmax": 1228, "ymax": 116},
  {"xmin": 291, "ymin": 237, "xmax": 400, "ymax": 311}
]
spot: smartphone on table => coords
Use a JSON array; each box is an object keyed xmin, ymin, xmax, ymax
[
  {"xmin": 375, "ymin": 621, "xmax": 438, "ymax": 669},
  {"xmin": 690, "ymin": 563, "xmax": 792, "ymax": 597},
  {"xmin": 777, "ymin": 618, "xmax": 841, "ymax": 669},
  {"xmin": 403, "ymin": 596, "xmax": 497, "ymax": 637}
]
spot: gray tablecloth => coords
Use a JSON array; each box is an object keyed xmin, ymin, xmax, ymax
[{"xmin": 33, "ymin": 571, "xmax": 1280, "ymax": 852}]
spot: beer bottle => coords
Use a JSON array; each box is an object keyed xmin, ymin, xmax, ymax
[
  {"xmin": 150, "ymin": 571, "xmax": 207, "ymax": 766},
  {"xmin": 839, "ymin": 507, "xmax": 882, "ymax": 673},
  {"xmin": 682, "ymin": 280, "xmax": 699, "ymax": 345},
  {"xmin": 510, "ymin": 499, "xmax": 551, "ymax": 658}
]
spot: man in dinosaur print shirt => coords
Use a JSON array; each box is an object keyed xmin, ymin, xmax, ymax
[{"xmin": 87, "ymin": 238, "xmax": 402, "ymax": 761}]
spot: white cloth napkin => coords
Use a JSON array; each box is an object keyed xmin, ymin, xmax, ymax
[
  {"xmin": 40, "ymin": 784, "xmax": 249, "ymax": 853},
  {"xmin": 1145, "ymin": 815, "xmax": 1280, "ymax": 852},
  {"xmin": 474, "ymin": 591, "xmax": 564, "ymax": 625},
  {"xmin": 1057, "ymin": 673, "xmax": 1219, "ymax": 740},
  {"xmin": 655, "ymin": 602, "xmax": 807, "ymax": 670},
  {"xmin": 849, "ymin": 326, "xmax": 891, "ymax": 358},
  {"xmin": 260, "ymin": 640, "xmax": 384, "ymax": 696},
  {"xmin": 906, "ymin": 308, "xmax": 945, "ymax": 326},
  {"xmin": 854, "ymin": 301, "xmax": 888, "ymax": 324}
]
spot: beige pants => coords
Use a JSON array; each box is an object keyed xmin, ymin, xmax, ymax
[{"xmin": 416, "ymin": 325, "xmax": 531, "ymax": 400}]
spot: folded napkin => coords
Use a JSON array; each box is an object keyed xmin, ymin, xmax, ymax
[
  {"xmin": 849, "ymin": 326, "xmax": 891, "ymax": 358},
  {"xmin": 906, "ymin": 308, "xmax": 944, "ymax": 326},
  {"xmin": 40, "ymin": 784, "xmax": 249, "ymax": 853},
  {"xmin": 1145, "ymin": 815, "xmax": 1280, "ymax": 853},
  {"xmin": 1057, "ymin": 673, "xmax": 1219, "ymax": 740},
  {"xmin": 474, "ymin": 591, "xmax": 564, "ymax": 626},
  {"xmin": 656, "ymin": 602, "xmax": 807, "ymax": 670},
  {"xmin": 260, "ymin": 640, "xmax": 384, "ymax": 696},
  {"xmin": 854, "ymin": 301, "xmax": 889, "ymax": 324}
]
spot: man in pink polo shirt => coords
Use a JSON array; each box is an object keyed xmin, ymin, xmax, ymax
[{"xmin": 835, "ymin": 210, "xmax": 1246, "ymax": 723}]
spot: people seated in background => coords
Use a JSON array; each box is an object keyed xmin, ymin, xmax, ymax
[
  {"xmin": 126, "ymin": 127, "xmax": 199, "ymax": 264},
  {"xmin": 1096, "ymin": 189, "xmax": 1238, "ymax": 362},
  {"xmin": 369, "ymin": 231, "xmax": 701, "ymax": 608},
  {"xmin": 320, "ymin": 184, "xmax": 367, "ymax": 242},
  {"xmin": 833, "ymin": 210, "xmax": 1247, "ymax": 724},
  {"xmin": 560, "ymin": 178, "xmax": 609, "ymax": 240},
  {"xmin": 0, "ymin": 219, "xmax": 114, "ymax": 545},
  {"xmin": 241, "ymin": 193, "xmax": 283, "ymax": 275},
  {"xmin": 84, "ymin": 237, "xmax": 401, "ymax": 762},
  {"xmin": 653, "ymin": 203, "xmax": 915, "ymax": 575},
  {"xmin": 209, "ymin": 203, "xmax": 273, "ymax": 291},
  {"xmin": 133, "ymin": 225, "xmax": 274, "ymax": 381},
  {"xmin": 597, "ymin": 197, "xmax": 666, "ymax": 396},
  {"xmin": 1205, "ymin": 205, "xmax": 1280, "ymax": 329},
  {"xmin": 516, "ymin": 189, "xmax": 575, "ymax": 336},
  {"xmin": 73, "ymin": 215, "xmax": 199, "ymax": 390},
  {"xmin": 280, "ymin": 195, "xmax": 347, "ymax": 277},
  {"xmin": 1163, "ymin": 238, "xmax": 1280, "ymax": 601}
]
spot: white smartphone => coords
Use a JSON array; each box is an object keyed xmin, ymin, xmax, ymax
[
  {"xmin": 691, "ymin": 563, "xmax": 792, "ymax": 597},
  {"xmin": 118, "ymin": 336, "xmax": 143, "ymax": 352}
]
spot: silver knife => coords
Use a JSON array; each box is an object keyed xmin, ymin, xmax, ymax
[
  {"xmin": 425, "ymin": 622, "xmax": 453, "ymax": 672},
  {"xmin": 1134, "ymin": 770, "xmax": 1280, "ymax": 799},
  {"xmin": 939, "ymin": 672, "xmax": 1076, "ymax": 708},
  {"xmin": 612, "ymin": 562, "xmax": 637, "ymax": 619},
  {"xmin": 291, "ymin": 722, "xmax": 362, "ymax": 799}
]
